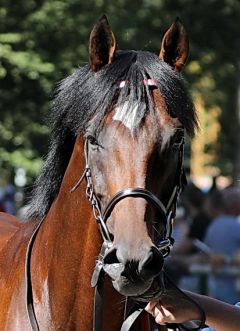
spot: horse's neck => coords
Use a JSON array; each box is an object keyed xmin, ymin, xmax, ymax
[
  {"xmin": 30, "ymin": 136, "xmax": 98, "ymax": 328},
  {"xmin": 31, "ymin": 136, "xmax": 125, "ymax": 330},
  {"xmin": 33, "ymin": 135, "xmax": 100, "ymax": 263}
]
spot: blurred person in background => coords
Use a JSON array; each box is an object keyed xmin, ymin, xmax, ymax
[
  {"xmin": 173, "ymin": 182, "xmax": 212, "ymax": 255},
  {"xmin": 165, "ymin": 205, "xmax": 190, "ymax": 283},
  {"xmin": 171, "ymin": 205, "xmax": 189, "ymax": 249},
  {"xmin": 204, "ymin": 187, "xmax": 240, "ymax": 304},
  {"xmin": 165, "ymin": 183, "xmax": 213, "ymax": 289}
]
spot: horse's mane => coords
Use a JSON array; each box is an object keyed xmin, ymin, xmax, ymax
[{"xmin": 27, "ymin": 50, "xmax": 197, "ymax": 220}]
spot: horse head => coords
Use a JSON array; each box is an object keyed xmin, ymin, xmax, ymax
[{"xmin": 81, "ymin": 15, "xmax": 197, "ymax": 300}]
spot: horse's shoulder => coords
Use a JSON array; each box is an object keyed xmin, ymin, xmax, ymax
[
  {"xmin": 0, "ymin": 212, "xmax": 22, "ymax": 226},
  {"xmin": 0, "ymin": 212, "xmax": 36, "ymax": 252},
  {"xmin": 0, "ymin": 214, "xmax": 38, "ymax": 285},
  {"xmin": 0, "ymin": 212, "xmax": 22, "ymax": 248}
]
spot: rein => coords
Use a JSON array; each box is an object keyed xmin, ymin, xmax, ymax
[{"xmin": 25, "ymin": 218, "xmax": 45, "ymax": 331}]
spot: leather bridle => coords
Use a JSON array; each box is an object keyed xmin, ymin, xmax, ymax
[
  {"xmin": 71, "ymin": 137, "xmax": 188, "ymax": 331},
  {"xmin": 71, "ymin": 137, "xmax": 186, "ymax": 260},
  {"xmin": 25, "ymin": 135, "xmax": 206, "ymax": 331}
]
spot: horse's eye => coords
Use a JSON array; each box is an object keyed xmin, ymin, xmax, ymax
[
  {"xmin": 87, "ymin": 135, "xmax": 98, "ymax": 145},
  {"xmin": 174, "ymin": 130, "xmax": 184, "ymax": 143}
]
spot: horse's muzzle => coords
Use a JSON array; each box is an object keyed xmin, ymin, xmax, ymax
[{"xmin": 103, "ymin": 246, "xmax": 165, "ymax": 297}]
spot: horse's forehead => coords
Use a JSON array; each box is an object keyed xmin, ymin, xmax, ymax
[{"xmin": 111, "ymin": 90, "xmax": 180, "ymax": 147}]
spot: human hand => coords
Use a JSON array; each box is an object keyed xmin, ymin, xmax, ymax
[{"xmin": 145, "ymin": 290, "xmax": 201, "ymax": 325}]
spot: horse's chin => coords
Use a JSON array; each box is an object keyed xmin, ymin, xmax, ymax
[
  {"xmin": 112, "ymin": 279, "xmax": 152, "ymax": 297},
  {"xmin": 133, "ymin": 278, "xmax": 165, "ymax": 302},
  {"xmin": 111, "ymin": 275, "xmax": 164, "ymax": 301}
]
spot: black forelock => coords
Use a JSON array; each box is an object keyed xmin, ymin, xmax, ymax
[{"xmin": 27, "ymin": 50, "xmax": 197, "ymax": 220}]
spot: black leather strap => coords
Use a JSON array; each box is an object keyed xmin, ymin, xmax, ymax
[
  {"xmin": 120, "ymin": 307, "xmax": 145, "ymax": 331},
  {"xmin": 93, "ymin": 283, "xmax": 104, "ymax": 331},
  {"xmin": 25, "ymin": 218, "xmax": 45, "ymax": 331}
]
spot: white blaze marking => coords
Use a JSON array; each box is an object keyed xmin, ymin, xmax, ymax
[
  {"xmin": 113, "ymin": 101, "xmax": 139, "ymax": 131},
  {"xmin": 113, "ymin": 100, "xmax": 177, "ymax": 148}
]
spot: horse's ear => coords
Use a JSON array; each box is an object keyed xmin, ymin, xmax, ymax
[
  {"xmin": 89, "ymin": 15, "xmax": 116, "ymax": 72},
  {"xmin": 159, "ymin": 18, "xmax": 189, "ymax": 72}
]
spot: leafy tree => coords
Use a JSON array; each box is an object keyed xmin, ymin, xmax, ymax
[{"xmin": 0, "ymin": 0, "xmax": 240, "ymax": 186}]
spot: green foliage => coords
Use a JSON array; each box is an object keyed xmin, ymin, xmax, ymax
[{"xmin": 0, "ymin": 0, "xmax": 240, "ymax": 184}]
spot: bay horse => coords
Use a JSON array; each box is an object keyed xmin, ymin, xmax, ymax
[{"xmin": 0, "ymin": 15, "xmax": 203, "ymax": 331}]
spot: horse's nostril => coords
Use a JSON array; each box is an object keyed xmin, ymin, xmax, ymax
[
  {"xmin": 140, "ymin": 247, "xmax": 164, "ymax": 278},
  {"xmin": 103, "ymin": 248, "xmax": 125, "ymax": 280},
  {"xmin": 142, "ymin": 252, "xmax": 154, "ymax": 269},
  {"xmin": 103, "ymin": 248, "xmax": 119, "ymax": 265}
]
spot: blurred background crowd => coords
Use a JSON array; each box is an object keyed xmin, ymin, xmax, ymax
[
  {"xmin": 166, "ymin": 176, "xmax": 240, "ymax": 305},
  {"xmin": 1, "ymin": 0, "xmax": 240, "ymax": 306}
]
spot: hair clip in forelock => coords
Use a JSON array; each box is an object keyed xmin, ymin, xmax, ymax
[
  {"xmin": 142, "ymin": 79, "xmax": 158, "ymax": 87},
  {"xmin": 118, "ymin": 79, "xmax": 157, "ymax": 89},
  {"xmin": 118, "ymin": 80, "xmax": 129, "ymax": 88}
]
